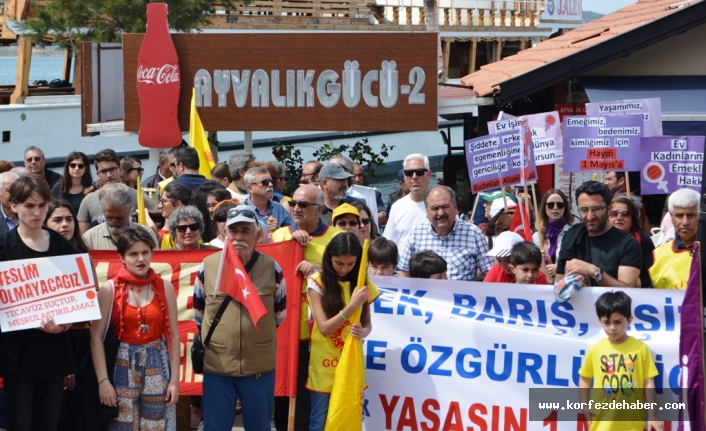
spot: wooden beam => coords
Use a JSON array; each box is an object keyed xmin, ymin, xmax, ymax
[
  {"xmin": 443, "ymin": 38, "xmax": 451, "ymax": 79},
  {"xmin": 495, "ymin": 38, "xmax": 502, "ymax": 62},
  {"xmin": 469, "ymin": 37, "xmax": 477, "ymax": 74},
  {"xmin": 10, "ymin": 35, "xmax": 31, "ymax": 104},
  {"xmin": 62, "ymin": 47, "xmax": 73, "ymax": 82}
]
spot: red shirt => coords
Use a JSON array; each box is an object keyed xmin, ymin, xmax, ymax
[{"xmin": 483, "ymin": 263, "xmax": 548, "ymax": 284}]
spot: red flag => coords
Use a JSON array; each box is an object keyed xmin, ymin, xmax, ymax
[
  {"xmin": 216, "ymin": 240, "xmax": 268, "ymax": 331},
  {"xmin": 510, "ymin": 197, "xmax": 533, "ymax": 241}
]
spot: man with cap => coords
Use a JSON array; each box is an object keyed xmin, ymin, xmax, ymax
[
  {"xmin": 398, "ymin": 185, "xmax": 493, "ymax": 280},
  {"xmin": 318, "ymin": 162, "xmax": 364, "ymax": 225},
  {"xmin": 484, "ymin": 231, "xmax": 547, "ymax": 283},
  {"xmin": 193, "ymin": 205, "xmax": 286, "ymax": 431}
]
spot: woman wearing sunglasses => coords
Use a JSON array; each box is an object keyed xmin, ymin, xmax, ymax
[
  {"xmin": 609, "ymin": 196, "xmax": 654, "ymax": 287},
  {"xmin": 120, "ymin": 157, "xmax": 145, "ymax": 189},
  {"xmin": 533, "ymin": 189, "xmax": 574, "ymax": 283},
  {"xmin": 350, "ymin": 200, "xmax": 379, "ymax": 244},
  {"xmin": 165, "ymin": 205, "xmax": 215, "ymax": 250},
  {"xmin": 51, "ymin": 151, "xmax": 94, "ymax": 214}
]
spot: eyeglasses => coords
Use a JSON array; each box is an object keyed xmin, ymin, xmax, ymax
[
  {"xmin": 336, "ymin": 219, "xmax": 360, "ymax": 228},
  {"xmin": 69, "ymin": 162, "xmax": 85, "ymax": 169},
  {"xmin": 609, "ymin": 210, "xmax": 631, "ymax": 218},
  {"xmin": 129, "ymin": 167, "xmax": 145, "ymax": 174},
  {"xmin": 360, "ymin": 218, "xmax": 371, "ymax": 226},
  {"xmin": 249, "ymin": 179, "xmax": 273, "ymax": 187},
  {"xmin": 301, "ymin": 172, "xmax": 317, "ymax": 178},
  {"xmin": 26, "ymin": 156, "xmax": 42, "ymax": 163},
  {"xmin": 287, "ymin": 200, "xmax": 314, "ymax": 209},
  {"xmin": 545, "ymin": 202, "xmax": 565, "ymax": 210},
  {"xmin": 403, "ymin": 168, "xmax": 428, "ymax": 177},
  {"xmin": 578, "ymin": 206, "xmax": 607, "ymax": 214},
  {"xmin": 169, "ymin": 162, "xmax": 177, "ymax": 169},
  {"xmin": 175, "ymin": 223, "xmax": 200, "ymax": 233},
  {"xmin": 215, "ymin": 213, "xmax": 228, "ymax": 223},
  {"xmin": 97, "ymin": 166, "xmax": 119, "ymax": 176},
  {"xmin": 159, "ymin": 198, "xmax": 176, "ymax": 206},
  {"xmin": 227, "ymin": 208, "xmax": 257, "ymax": 220}
]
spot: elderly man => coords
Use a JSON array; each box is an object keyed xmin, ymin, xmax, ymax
[
  {"xmin": 24, "ymin": 145, "xmax": 61, "ymax": 188},
  {"xmin": 244, "ymin": 166, "xmax": 293, "ymax": 232},
  {"xmin": 193, "ymin": 206, "xmax": 286, "ymax": 431},
  {"xmin": 650, "ymin": 188, "xmax": 699, "ymax": 289},
  {"xmin": 82, "ymin": 185, "xmax": 158, "ymax": 250},
  {"xmin": 556, "ymin": 181, "xmax": 642, "ymax": 287},
  {"xmin": 383, "ymin": 154, "xmax": 432, "ymax": 253},
  {"xmin": 300, "ymin": 161, "xmax": 323, "ymax": 186},
  {"xmin": 143, "ymin": 148, "xmax": 173, "ymax": 189},
  {"xmin": 0, "ymin": 171, "xmax": 19, "ymax": 233},
  {"xmin": 271, "ymin": 184, "xmax": 343, "ymax": 431},
  {"xmin": 228, "ymin": 152, "xmax": 257, "ymax": 202},
  {"xmin": 172, "ymin": 147, "xmax": 208, "ymax": 190},
  {"xmin": 77, "ymin": 149, "xmax": 154, "ymax": 234},
  {"xmin": 157, "ymin": 146, "xmax": 180, "ymax": 195},
  {"xmin": 398, "ymin": 186, "xmax": 493, "ymax": 280},
  {"xmin": 319, "ymin": 163, "xmax": 364, "ymax": 225}
]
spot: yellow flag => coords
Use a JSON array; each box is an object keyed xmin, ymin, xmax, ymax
[
  {"xmin": 190, "ymin": 87, "xmax": 216, "ymax": 178},
  {"xmin": 136, "ymin": 176, "xmax": 146, "ymax": 226},
  {"xmin": 325, "ymin": 240, "xmax": 369, "ymax": 431}
]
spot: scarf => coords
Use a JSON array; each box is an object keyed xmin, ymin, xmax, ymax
[
  {"xmin": 632, "ymin": 231, "xmax": 642, "ymax": 244},
  {"xmin": 546, "ymin": 218, "xmax": 568, "ymax": 262},
  {"xmin": 113, "ymin": 267, "xmax": 172, "ymax": 354}
]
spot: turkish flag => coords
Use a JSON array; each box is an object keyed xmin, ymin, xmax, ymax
[
  {"xmin": 510, "ymin": 197, "xmax": 533, "ymax": 242},
  {"xmin": 216, "ymin": 240, "xmax": 268, "ymax": 331}
]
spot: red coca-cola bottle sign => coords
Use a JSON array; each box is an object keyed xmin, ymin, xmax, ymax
[{"xmin": 136, "ymin": 3, "xmax": 182, "ymax": 148}]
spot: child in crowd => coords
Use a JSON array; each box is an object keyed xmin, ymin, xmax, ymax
[
  {"xmin": 578, "ymin": 291, "xmax": 662, "ymax": 431},
  {"xmin": 306, "ymin": 232, "xmax": 380, "ymax": 430},
  {"xmin": 509, "ymin": 241, "xmax": 547, "ymax": 285},
  {"xmin": 409, "ymin": 250, "xmax": 447, "ymax": 279},
  {"xmin": 367, "ymin": 237, "xmax": 398, "ymax": 276},
  {"xmin": 485, "ymin": 232, "xmax": 547, "ymax": 284}
]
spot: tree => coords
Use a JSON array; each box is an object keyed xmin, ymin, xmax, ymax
[{"xmin": 16, "ymin": 0, "xmax": 242, "ymax": 51}]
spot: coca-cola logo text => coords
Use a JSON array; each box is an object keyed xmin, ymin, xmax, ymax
[{"xmin": 137, "ymin": 64, "xmax": 180, "ymax": 85}]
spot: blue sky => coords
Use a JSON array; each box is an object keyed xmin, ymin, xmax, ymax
[{"xmin": 584, "ymin": 0, "xmax": 635, "ymax": 14}]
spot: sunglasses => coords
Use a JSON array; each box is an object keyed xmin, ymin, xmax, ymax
[
  {"xmin": 609, "ymin": 210, "xmax": 631, "ymax": 217},
  {"xmin": 175, "ymin": 223, "xmax": 200, "ymax": 233},
  {"xmin": 360, "ymin": 218, "xmax": 371, "ymax": 226},
  {"xmin": 69, "ymin": 162, "xmax": 85, "ymax": 169},
  {"xmin": 287, "ymin": 200, "xmax": 314, "ymax": 209},
  {"xmin": 227, "ymin": 208, "xmax": 257, "ymax": 220},
  {"xmin": 26, "ymin": 156, "xmax": 42, "ymax": 163},
  {"xmin": 170, "ymin": 162, "xmax": 177, "ymax": 168},
  {"xmin": 97, "ymin": 166, "xmax": 119, "ymax": 176},
  {"xmin": 249, "ymin": 179, "xmax": 273, "ymax": 187},
  {"xmin": 215, "ymin": 213, "xmax": 228, "ymax": 223},
  {"xmin": 336, "ymin": 219, "xmax": 360, "ymax": 228},
  {"xmin": 403, "ymin": 168, "xmax": 428, "ymax": 177},
  {"xmin": 129, "ymin": 167, "xmax": 145, "ymax": 174},
  {"xmin": 545, "ymin": 202, "xmax": 565, "ymax": 210}
]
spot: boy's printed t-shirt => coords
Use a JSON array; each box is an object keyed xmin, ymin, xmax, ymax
[
  {"xmin": 578, "ymin": 336, "xmax": 659, "ymax": 431},
  {"xmin": 305, "ymin": 272, "xmax": 380, "ymax": 393}
]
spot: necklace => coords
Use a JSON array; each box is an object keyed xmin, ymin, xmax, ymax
[{"xmin": 128, "ymin": 283, "xmax": 151, "ymax": 334}]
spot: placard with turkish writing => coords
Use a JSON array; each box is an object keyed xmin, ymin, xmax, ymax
[
  {"xmin": 465, "ymin": 130, "xmax": 538, "ymax": 193},
  {"xmin": 488, "ymin": 111, "xmax": 562, "ymax": 166},
  {"xmin": 586, "ymin": 97, "xmax": 662, "ymax": 137},
  {"xmin": 562, "ymin": 114, "xmax": 643, "ymax": 172},
  {"xmin": 640, "ymin": 136, "xmax": 705, "ymax": 194},
  {"xmin": 0, "ymin": 254, "xmax": 99, "ymax": 332}
]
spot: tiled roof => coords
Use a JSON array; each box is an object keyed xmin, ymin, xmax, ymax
[{"xmin": 460, "ymin": 0, "xmax": 705, "ymax": 97}]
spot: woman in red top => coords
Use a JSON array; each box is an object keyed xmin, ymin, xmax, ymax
[{"xmin": 90, "ymin": 226, "xmax": 180, "ymax": 430}]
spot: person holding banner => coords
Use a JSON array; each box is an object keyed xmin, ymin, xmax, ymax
[
  {"xmin": 306, "ymin": 232, "xmax": 379, "ymax": 431},
  {"xmin": 91, "ymin": 226, "xmax": 180, "ymax": 430},
  {"xmin": 0, "ymin": 174, "xmax": 80, "ymax": 431},
  {"xmin": 533, "ymin": 189, "xmax": 574, "ymax": 282}
]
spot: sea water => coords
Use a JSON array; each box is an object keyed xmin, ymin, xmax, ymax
[{"xmin": 0, "ymin": 57, "xmax": 70, "ymax": 86}]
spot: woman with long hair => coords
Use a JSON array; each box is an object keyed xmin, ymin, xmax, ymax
[
  {"xmin": 45, "ymin": 199, "xmax": 89, "ymax": 253},
  {"xmin": 349, "ymin": 200, "xmax": 379, "ymax": 244},
  {"xmin": 533, "ymin": 189, "xmax": 574, "ymax": 282},
  {"xmin": 51, "ymin": 151, "xmax": 94, "ymax": 214},
  {"xmin": 156, "ymin": 182, "xmax": 193, "ymax": 249},
  {"xmin": 609, "ymin": 195, "xmax": 655, "ymax": 287},
  {"xmin": 91, "ymin": 227, "xmax": 179, "ymax": 430},
  {"xmin": 120, "ymin": 157, "xmax": 144, "ymax": 189}
]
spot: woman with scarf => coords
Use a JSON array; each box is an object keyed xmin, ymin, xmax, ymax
[
  {"xmin": 533, "ymin": 189, "xmax": 574, "ymax": 283},
  {"xmin": 609, "ymin": 196, "xmax": 655, "ymax": 287},
  {"xmin": 90, "ymin": 226, "xmax": 180, "ymax": 430}
]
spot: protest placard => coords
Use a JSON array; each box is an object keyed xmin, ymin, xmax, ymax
[
  {"xmin": 465, "ymin": 130, "xmax": 538, "ymax": 193},
  {"xmin": 0, "ymin": 254, "xmax": 99, "ymax": 332},
  {"xmin": 562, "ymin": 114, "xmax": 643, "ymax": 173},
  {"xmin": 488, "ymin": 111, "xmax": 562, "ymax": 166},
  {"xmin": 554, "ymin": 163, "xmax": 594, "ymax": 200},
  {"xmin": 586, "ymin": 97, "xmax": 662, "ymax": 137},
  {"xmin": 640, "ymin": 136, "xmax": 705, "ymax": 194}
]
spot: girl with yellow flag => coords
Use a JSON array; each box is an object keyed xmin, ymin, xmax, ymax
[{"xmin": 306, "ymin": 234, "xmax": 378, "ymax": 431}]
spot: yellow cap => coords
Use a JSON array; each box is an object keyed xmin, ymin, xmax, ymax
[{"xmin": 332, "ymin": 203, "xmax": 360, "ymax": 223}]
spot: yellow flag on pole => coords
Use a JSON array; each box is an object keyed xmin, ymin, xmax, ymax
[
  {"xmin": 136, "ymin": 176, "xmax": 146, "ymax": 226},
  {"xmin": 325, "ymin": 240, "xmax": 369, "ymax": 431},
  {"xmin": 190, "ymin": 87, "xmax": 215, "ymax": 178}
]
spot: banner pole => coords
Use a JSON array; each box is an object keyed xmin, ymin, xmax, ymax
[
  {"xmin": 625, "ymin": 172, "xmax": 631, "ymax": 199},
  {"xmin": 470, "ymin": 193, "xmax": 481, "ymax": 224},
  {"xmin": 288, "ymin": 397, "xmax": 296, "ymax": 431},
  {"xmin": 501, "ymin": 187, "xmax": 508, "ymax": 212},
  {"xmin": 530, "ymin": 181, "xmax": 540, "ymax": 222}
]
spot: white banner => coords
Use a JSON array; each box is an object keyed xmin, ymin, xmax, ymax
[
  {"xmin": 363, "ymin": 277, "xmax": 684, "ymax": 430},
  {"xmin": 0, "ymin": 254, "xmax": 100, "ymax": 331}
]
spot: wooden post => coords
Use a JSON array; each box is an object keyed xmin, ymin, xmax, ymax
[
  {"xmin": 62, "ymin": 46, "xmax": 73, "ymax": 82},
  {"xmin": 443, "ymin": 39, "xmax": 451, "ymax": 79},
  {"xmin": 501, "ymin": 187, "xmax": 508, "ymax": 211},
  {"xmin": 470, "ymin": 192, "xmax": 481, "ymax": 223},
  {"xmin": 495, "ymin": 38, "xmax": 503, "ymax": 62},
  {"xmin": 530, "ymin": 181, "xmax": 539, "ymax": 221},
  {"xmin": 625, "ymin": 172, "xmax": 631, "ymax": 199},
  {"xmin": 469, "ymin": 38, "xmax": 477, "ymax": 74},
  {"xmin": 74, "ymin": 46, "xmax": 83, "ymax": 95},
  {"xmin": 287, "ymin": 397, "xmax": 296, "ymax": 431},
  {"xmin": 10, "ymin": 35, "xmax": 31, "ymax": 104}
]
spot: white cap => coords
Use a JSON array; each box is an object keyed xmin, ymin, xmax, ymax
[
  {"xmin": 489, "ymin": 197, "xmax": 517, "ymax": 219},
  {"xmin": 486, "ymin": 231, "xmax": 524, "ymax": 257}
]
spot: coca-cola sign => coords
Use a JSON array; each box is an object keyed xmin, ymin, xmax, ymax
[{"xmin": 137, "ymin": 64, "xmax": 180, "ymax": 85}]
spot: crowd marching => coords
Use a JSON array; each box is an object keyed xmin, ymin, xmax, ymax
[{"xmin": 0, "ymin": 143, "xmax": 697, "ymax": 431}]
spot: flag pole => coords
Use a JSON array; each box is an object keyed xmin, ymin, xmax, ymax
[
  {"xmin": 624, "ymin": 171, "xmax": 631, "ymax": 199},
  {"xmin": 470, "ymin": 193, "xmax": 481, "ymax": 224},
  {"xmin": 530, "ymin": 181, "xmax": 539, "ymax": 222},
  {"xmin": 288, "ymin": 397, "xmax": 296, "ymax": 431}
]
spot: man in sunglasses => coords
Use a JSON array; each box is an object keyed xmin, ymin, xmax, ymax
[
  {"xmin": 556, "ymin": 181, "xmax": 641, "ymax": 288},
  {"xmin": 299, "ymin": 161, "xmax": 323, "ymax": 187},
  {"xmin": 24, "ymin": 146, "xmax": 61, "ymax": 189},
  {"xmin": 318, "ymin": 163, "xmax": 365, "ymax": 226},
  {"xmin": 244, "ymin": 166, "xmax": 293, "ymax": 231},
  {"xmin": 171, "ymin": 147, "xmax": 208, "ymax": 190}
]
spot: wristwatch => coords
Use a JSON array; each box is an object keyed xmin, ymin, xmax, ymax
[{"xmin": 593, "ymin": 269, "xmax": 603, "ymax": 282}]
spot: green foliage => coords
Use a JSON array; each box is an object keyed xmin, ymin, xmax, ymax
[
  {"xmin": 272, "ymin": 141, "xmax": 303, "ymax": 193},
  {"xmin": 313, "ymin": 138, "xmax": 395, "ymax": 179},
  {"xmin": 16, "ymin": 0, "xmax": 242, "ymax": 51}
]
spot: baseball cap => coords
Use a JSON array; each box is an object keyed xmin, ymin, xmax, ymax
[
  {"xmin": 397, "ymin": 169, "xmax": 405, "ymax": 182},
  {"xmin": 320, "ymin": 163, "xmax": 352, "ymax": 180},
  {"xmin": 332, "ymin": 203, "xmax": 360, "ymax": 222},
  {"xmin": 489, "ymin": 197, "xmax": 517, "ymax": 219},
  {"xmin": 486, "ymin": 231, "xmax": 524, "ymax": 257},
  {"xmin": 226, "ymin": 206, "xmax": 258, "ymax": 227}
]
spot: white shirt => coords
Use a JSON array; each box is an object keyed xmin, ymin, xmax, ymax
[{"xmin": 382, "ymin": 194, "xmax": 427, "ymax": 253}]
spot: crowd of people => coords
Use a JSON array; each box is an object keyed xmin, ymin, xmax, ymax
[{"xmin": 0, "ymin": 144, "xmax": 698, "ymax": 431}]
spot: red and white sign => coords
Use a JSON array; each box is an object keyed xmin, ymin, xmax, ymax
[
  {"xmin": 0, "ymin": 254, "xmax": 99, "ymax": 332},
  {"xmin": 137, "ymin": 64, "xmax": 180, "ymax": 85}
]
